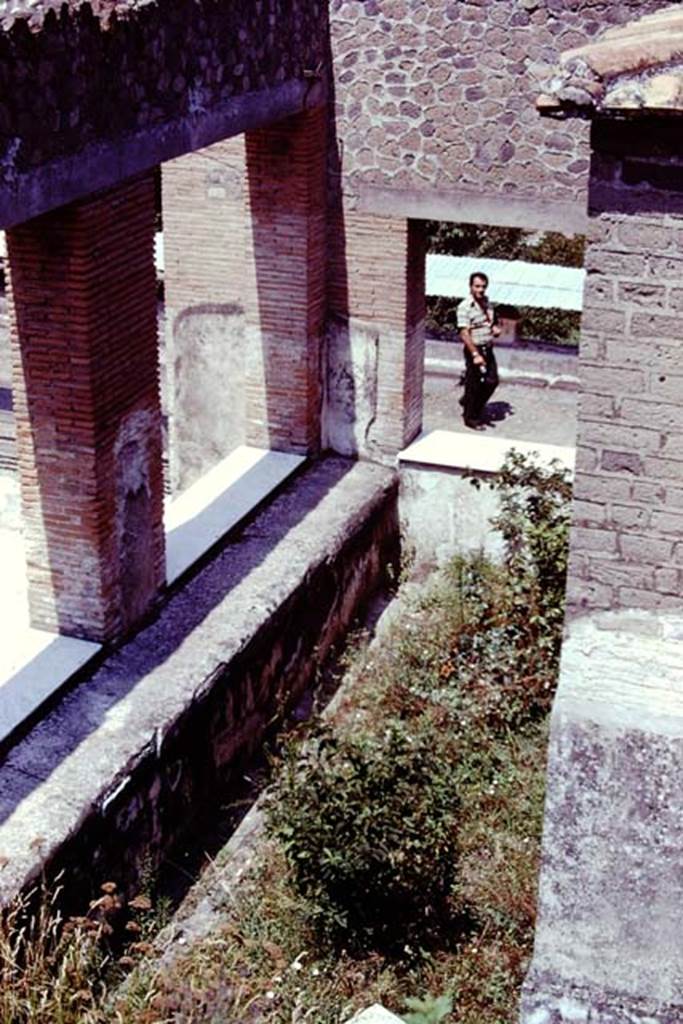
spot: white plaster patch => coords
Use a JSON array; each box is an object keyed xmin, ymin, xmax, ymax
[{"xmin": 346, "ymin": 1006, "xmax": 405, "ymax": 1024}]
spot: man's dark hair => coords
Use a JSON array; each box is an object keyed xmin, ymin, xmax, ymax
[{"xmin": 470, "ymin": 271, "xmax": 488, "ymax": 287}]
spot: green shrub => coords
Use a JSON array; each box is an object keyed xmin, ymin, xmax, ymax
[
  {"xmin": 425, "ymin": 222, "xmax": 584, "ymax": 268},
  {"xmin": 404, "ymin": 992, "xmax": 453, "ymax": 1023},
  {"xmin": 425, "ymin": 295, "xmax": 581, "ymax": 347},
  {"xmin": 488, "ymin": 449, "xmax": 572, "ymax": 650},
  {"xmin": 264, "ymin": 720, "xmax": 459, "ymax": 954},
  {"xmin": 413, "ymin": 452, "xmax": 572, "ymax": 734}
]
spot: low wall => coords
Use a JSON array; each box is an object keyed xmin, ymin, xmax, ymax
[
  {"xmin": 0, "ymin": 457, "xmax": 399, "ymax": 908},
  {"xmin": 398, "ymin": 431, "xmax": 575, "ymax": 568},
  {"xmin": 425, "ymin": 338, "xmax": 579, "ymax": 387}
]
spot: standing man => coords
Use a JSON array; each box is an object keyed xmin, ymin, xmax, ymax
[{"xmin": 457, "ymin": 271, "xmax": 501, "ymax": 429}]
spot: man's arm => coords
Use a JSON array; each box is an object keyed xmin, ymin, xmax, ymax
[
  {"xmin": 490, "ymin": 302, "xmax": 501, "ymax": 338},
  {"xmin": 460, "ymin": 326, "xmax": 486, "ymax": 366},
  {"xmin": 457, "ymin": 303, "xmax": 486, "ymax": 366}
]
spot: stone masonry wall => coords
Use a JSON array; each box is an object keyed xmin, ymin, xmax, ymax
[
  {"xmin": 567, "ymin": 117, "xmax": 683, "ymax": 615},
  {"xmin": 0, "ymin": 0, "xmax": 327, "ymax": 226},
  {"xmin": 329, "ymin": 0, "xmax": 668, "ymax": 229},
  {"xmin": 0, "ymin": 459, "xmax": 399, "ymax": 910}
]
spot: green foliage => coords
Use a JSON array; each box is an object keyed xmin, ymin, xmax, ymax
[
  {"xmin": 264, "ymin": 720, "xmax": 459, "ymax": 954},
  {"xmin": 487, "ymin": 449, "xmax": 572, "ymax": 655},
  {"xmin": 425, "ymin": 295, "xmax": 581, "ymax": 346},
  {"xmin": 425, "ymin": 222, "xmax": 584, "ymax": 268},
  {"xmin": 404, "ymin": 992, "xmax": 453, "ymax": 1023},
  {"xmin": 425, "ymin": 222, "xmax": 528, "ymax": 262},
  {"xmin": 1, "ymin": 450, "xmax": 571, "ymax": 1024}
]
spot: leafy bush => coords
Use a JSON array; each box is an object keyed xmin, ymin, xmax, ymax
[
  {"xmin": 394, "ymin": 452, "xmax": 571, "ymax": 734},
  {"xmin": 425, "ymin": 222, "xmax": 584, "ymax": 268},
  {"xmin": 488, "ymin": 449, "xmax": 572, "ymax": 649},
  {"xmin": 264, "ymin": 720, "xmax": 459, "ymax": 954},
  {"xmin": 425, "ymin": 295, "xmax": 581, "ymax": 347},
  {"xmin": 404, "ymin": 992, "xmax": 453, "ymax": 1023}
]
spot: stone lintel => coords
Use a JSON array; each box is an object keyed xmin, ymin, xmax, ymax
[
  {"xmin": 0, "ymin": 80, "xmax": 325, "ymax": 231},
  {"xmin": 355, "ymin": 184, "xmax": 589, "ymax": 235}
]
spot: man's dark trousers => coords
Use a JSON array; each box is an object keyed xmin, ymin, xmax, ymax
[{"xmin": 462, "ymin": 344, "xmax": 499, "ymax": 423}]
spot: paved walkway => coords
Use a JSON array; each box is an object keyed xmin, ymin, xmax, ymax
[{"xmin": 423, "ymin": 374, "xmax": 578, "ymax": 449}]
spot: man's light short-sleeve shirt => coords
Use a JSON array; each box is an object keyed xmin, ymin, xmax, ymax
[{"xmin": 456, "ymin": 295, "xmax": 495, "ymax": 346}]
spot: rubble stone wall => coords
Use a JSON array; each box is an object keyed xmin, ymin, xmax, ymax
[
  {"xmin": 0, "ymin": 0, "xmax": 327, "ymax": 226},
  {"xmin": 329, "ymin": 0, "xmax": 668, "ymax": 230}
]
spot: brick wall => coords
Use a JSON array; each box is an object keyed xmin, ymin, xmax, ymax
[
  {"xmin": 162, "ymin": 136, "xmax": 247, "ymax": 491},
  {"xmin": 7, "ymin": 174, "xmax": 165, "ymax": 641},
  {"xmin": 567, "ymin": 118, "xmax": 683, "ymax": 614},
  {"xmin": 325, "ymin": 211, "xmax": 425, "ymax": 456},
  {"xmin": 330, "ymin": 0, "xmax": 669, "ymax": 228},
  {"xmin": 243, "ymin": 105, "xmax": 327, "ymax": 454}
]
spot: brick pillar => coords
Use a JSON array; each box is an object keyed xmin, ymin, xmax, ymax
[
  {"xmin": 565, "ymin": 119, "xmax": 683, "ymax": 617},
  {"xmin": 325, "ymin": 211, "xmax": 425, "ymax": 459},
  {"xmin": 163, "ymin": 136, "xmax": 247, "ymax": 492},
  {"xmin": 7, "ymin": 174, "xmax": 165, "ymax": 642},
  {"xmin": 243, "ymin": 105, "xmax": 327, "ymax": 454}
]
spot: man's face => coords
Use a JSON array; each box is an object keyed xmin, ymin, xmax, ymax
[{"xmin": 470, "ymin": 276, "xmax": 487, "ymax": 300}]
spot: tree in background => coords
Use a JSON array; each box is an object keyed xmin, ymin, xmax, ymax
[
  {"xmin": 424, "ymin": 222, "xmax": 585, "ymax": 344},
  {"xmin": 425, "ymin": 222, "xmax": 584, "ymax": 268}
]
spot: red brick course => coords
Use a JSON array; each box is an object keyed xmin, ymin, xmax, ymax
[
  {"xmin": 243, "ymin": 105, "xmax": 327, "ymax": 454},
  {"xmin": 328, "ymin": 210, "xmax": 426, "ymax": 453},
  {"xmin": 163, "ymin": 137, "xmax": 246, "ymax": 313},
  {"xmin": 7, "ymin": 174, "xmax": 165, "ymax": 642}
]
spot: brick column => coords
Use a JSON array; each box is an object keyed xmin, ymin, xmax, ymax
[
  {"xmin": 243, "ymin": 105, "xmax": 327, "ymax": 454},
  {"xmin": 7, "ymin": 174, "xmax": 165, "ymax": 642},
  {"xmin": 325, "ymin": 211, "xmax": 426, "ymax": 459},
  {"xmin": 566, "ymin": 118, "xmax": 683, "ymax": 616},
  {"xmin": 162, "ymin": 136, "xmax": 247, "ymax": 492}
]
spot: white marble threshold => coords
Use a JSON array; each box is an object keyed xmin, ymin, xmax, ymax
[
  {"xmin": 399, "ymin": 428, "xmax": 575, "ymax": 476},
  {"xmin": 0, "ymin": 445, "xmax": 304, "ymax": 746}
]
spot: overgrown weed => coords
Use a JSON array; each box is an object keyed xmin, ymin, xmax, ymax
[{"xmin": 1, "ymin": 451, "xmax": 570, "ymax": 1024}]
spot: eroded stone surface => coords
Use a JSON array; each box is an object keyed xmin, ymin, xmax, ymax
[
  {"xmin": 537, "ymin": 4, "xmax": 683, "ymax": 114},
  {"xmin": 521, "ymin": 611, "xmax": 683, "ymax": 1023}
]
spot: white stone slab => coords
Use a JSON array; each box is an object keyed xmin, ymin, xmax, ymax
[
  {"xmin": 0, "ymin": 446, "xmax": 302, "ymax": 745},
  {"xmin": 0, "ymin": 631, "xmax": 100, "ymax": 745},
  {"xmin": 347, "ymin": 1006, "xmax": 405, "ymax": 1024},
  {"xmin": 0, "ymin": 526, "xmax": 101, "ymax": 744},
  {"xmin": 165, "ymin": 445, "xmax": 305, "ymax": 584},
  {"xmin": 399, "ymin": 428, "xmax": 575, "ymax": 476}
]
